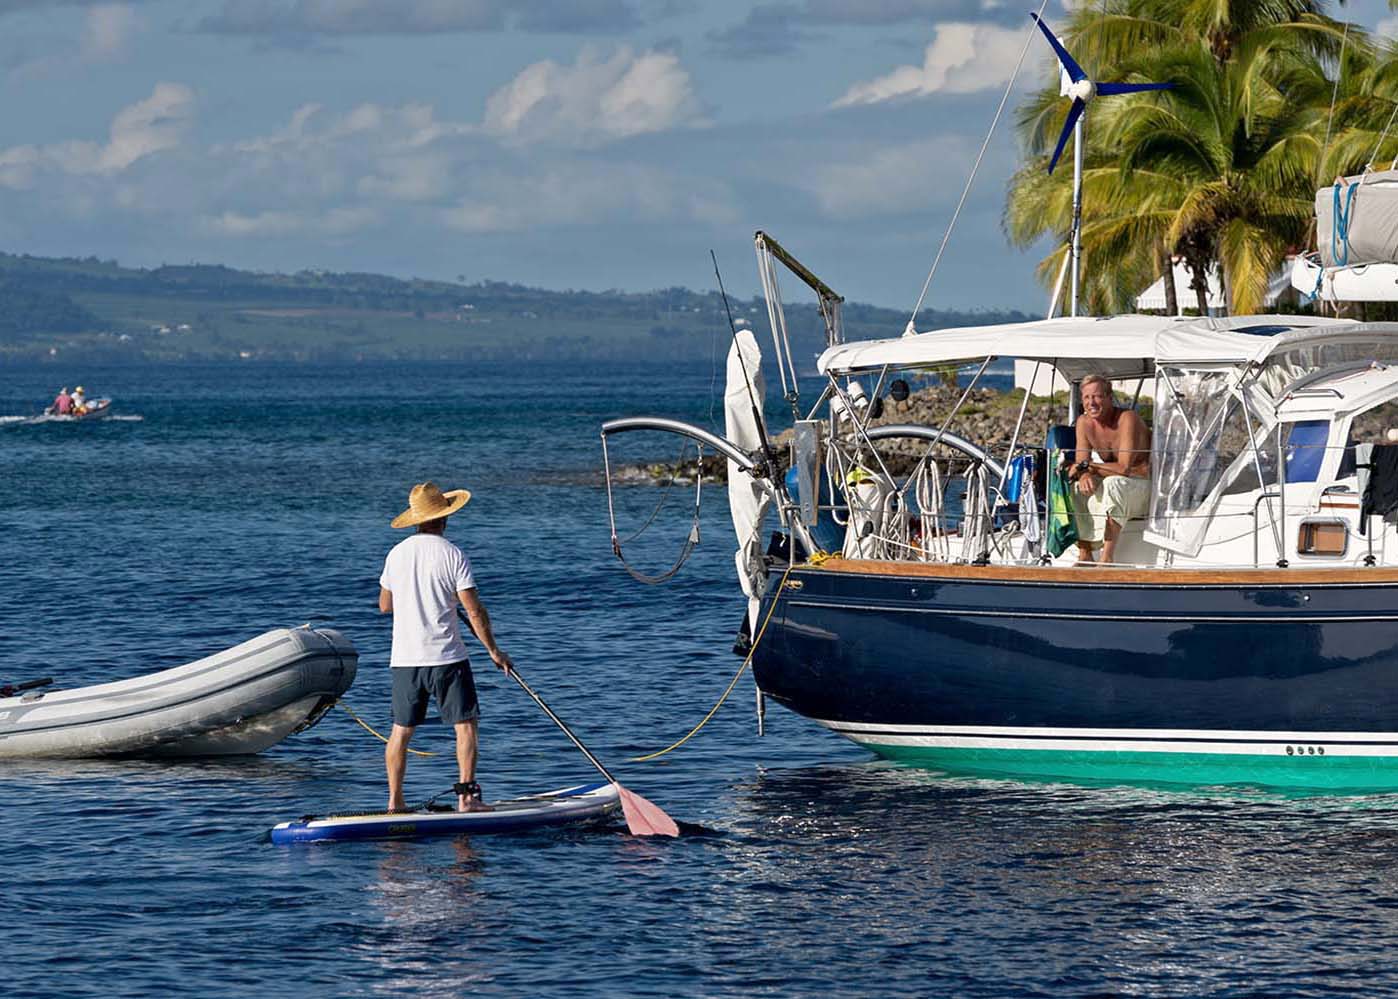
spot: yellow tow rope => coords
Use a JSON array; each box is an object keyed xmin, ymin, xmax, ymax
[
  {"xmin": 338, "ymin": 700, "xmax": 437, "ymax": 757},
  {"xmin": 340, "ymin": 555, "xmax": 825, "ymax": 766},
  {"xmin": 630, "ymin": 561, "xmax": 798, "ymax": 763}
]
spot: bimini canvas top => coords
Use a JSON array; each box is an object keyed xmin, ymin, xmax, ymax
[
  {"xmin": 815, "ymin": 314, "xmax": 1354, "ymax": 379},
  {"xmin": 1151, "ymin": 318, "xmax": 1394, "ymax": 366}
]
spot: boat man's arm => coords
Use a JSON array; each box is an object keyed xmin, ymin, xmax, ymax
[
  {"xmin": 1075, "ymin": 411, "xmax": 1151, "ymax": 484},
  {"xmin": 1072, "ymin": 416, "xmax": 1099, "ymax": 494},
  {"xmin": 459, "ymin": 589, "xmax": 513, "ymax": 673},
  {"xmin": 379, "ymin": 587, "xmax": 393, "ymax": 613}
]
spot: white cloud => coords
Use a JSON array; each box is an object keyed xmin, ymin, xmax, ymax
[
  {"xmin": 196, "ymin": 0, "xmax": 637, "ymax": 36},
  {"xmin": 0, "ymin": 59, "xmax": 726, "ymax": 256},
  {"xmin": 357, "ymin": 153, "xmax": 452, "ymax": 201},
  {"xmin": 483, "ymin": 46, "xmax": 704, "ymax": 146},
  {"xmin": 231, "ymin": 101, "xmax": 469, "ymax": 157},
  {"xmin": 203, "ymin": 206, "xmax": 380, "ymax": 237},
  {"xmin": 833, "ymin": 23, "xmax": 1027, "ymax": 106},
  {"xmin": 100, "ymin": 82, "xmax": 195, "ymax": 170},
  {"xmin": 82, "ymin": 5, "xmax": 139, "ymax": 62},
  {"xmin": 444, "ymin": 161, "xmax": 736, "ymax": 232},
  {"xmin": 0, "ymin": 81, "xmax": 194, "ymax": 186},
  {"xmin": 1379, "ymin": 16, "xmax": 1398, "ymax": 39},
  {"xmin": 802, "ymin": 136, "xmax": 974, "ymax": 217}
]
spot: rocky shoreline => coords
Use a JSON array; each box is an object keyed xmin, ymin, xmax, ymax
[
  {"xmin": 620, "ymin": 377, "xmax": 1398, "ymax": 486},
  {"xmin": 617, "ymin": 383, "xmax": 1083, "ymax": 484}
]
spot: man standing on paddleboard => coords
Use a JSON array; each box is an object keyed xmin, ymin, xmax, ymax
[{"xmin": 379, "ymin": 481, "xmax": 513, "ymax": 812}]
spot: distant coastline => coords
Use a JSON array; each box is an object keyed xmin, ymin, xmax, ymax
[{"xmin": 0, "ymin": 251, "xmax": 1033, "ymax": 365}]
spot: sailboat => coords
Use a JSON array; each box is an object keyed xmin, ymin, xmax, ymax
[{"xmin": 602, "ymin": 17, "xmax": 1398, "ymax": 790}]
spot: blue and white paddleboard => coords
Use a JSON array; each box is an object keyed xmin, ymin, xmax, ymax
[{"xmin": 270, "ymin": 782, "xmax": 620, "ymax": 844}]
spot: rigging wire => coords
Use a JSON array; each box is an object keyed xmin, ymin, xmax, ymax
[
  {"xmin": 906, "ymin": 0, "xmax": 1052, "ymax": 331},
  {"xmin": 715, "ymin": 250, "xmax": 778, "ymax": 445},
  {"xmin": 603, "ymin": 437, "xmax": 704, "ymax": 585},
  {"xmin": 1321, "ymin": 20, "xmax": 1351, "ymax": 172},
  {"xmin": 618, "ymin": 440, "xmax": 694, "ymax": 545},
  {"xmin": 1369, "ymin": 93, "xmax": 1398, "ymax": 173}
]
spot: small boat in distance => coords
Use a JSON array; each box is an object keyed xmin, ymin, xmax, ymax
[
  {"xmin": 0, "ymin": 625, "xmax": 357, "ymax": 758},
  {"xmin": 35, "ymin": 397, "xmax": 113, "ymax": 422}
]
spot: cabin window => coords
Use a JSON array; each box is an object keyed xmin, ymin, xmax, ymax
[
  {"xmin": 1284, "ymin": 421, "xmax": 1329, "ymax": 483},
  {"xmin": 1349, "ymin": 398, "xmax": 1398, "ymax": 445},
  {"xmin": 1297, "ymin": 519, "xmax": 1347, "ymax": 557}
]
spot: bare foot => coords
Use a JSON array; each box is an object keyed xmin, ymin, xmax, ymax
[{"xmin": 458, "ymin": 794, "xmax": 493, "ymax": 813}]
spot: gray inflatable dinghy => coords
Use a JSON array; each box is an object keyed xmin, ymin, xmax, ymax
[{"xmin": 0, "ymin": 625, "xmax": 356, "ymax": 758}]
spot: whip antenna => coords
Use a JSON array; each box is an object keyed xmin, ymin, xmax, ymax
[{"xmin": 712, "ymin": 250, "xmax": 781, "ymax": 482}]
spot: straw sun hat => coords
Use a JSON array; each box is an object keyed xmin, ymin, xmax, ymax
[{"xmin": 390, "ymin": 481, "xmax": 472, "ymax": 528}]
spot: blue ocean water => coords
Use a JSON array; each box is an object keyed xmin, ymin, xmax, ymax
[{"xmin": 5, "ymin": 361, "xmax": 1398, "ymax": 998}]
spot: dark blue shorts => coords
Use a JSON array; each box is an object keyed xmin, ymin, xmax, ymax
[{"xmin": 391, "ymin": 660, "xmax": 479, "ymax": 727}]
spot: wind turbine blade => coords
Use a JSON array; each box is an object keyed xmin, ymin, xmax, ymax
[
  {"xmin": 1047, "ymin": 98, "xmax": 1086, "ymax": 175},
  {"xmin": 1030, "ymin": 13, "xmax": 1087, "ymax": 83},
  {"xmin": 1096, "ymin": 81, "xmax": 1175, "ymax": 95}
]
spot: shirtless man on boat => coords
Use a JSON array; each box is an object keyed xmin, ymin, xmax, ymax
[
  {"xmin": 379, "ymin": 481, "xmax": 513, "ymax": 812},
  {"xmin": 1068, "ymin": 374, "xmax": 1152, "ymax": 566}
]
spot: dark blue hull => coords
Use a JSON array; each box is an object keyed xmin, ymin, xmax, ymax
[{"xmin": 751, "ymin": 563, "xmax": 1398, "ymax": 787}]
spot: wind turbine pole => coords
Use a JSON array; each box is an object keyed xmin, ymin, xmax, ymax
[
  {"xmin": 1070, "ymin": 112, "xmax": 1083, "ymax": 318},
  {"xmin": 1029, "ymin": 12, "xmax": 1174, "ymax": 318}
]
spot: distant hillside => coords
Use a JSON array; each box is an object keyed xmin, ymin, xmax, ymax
[{"xmin": 0, "ymin": 252, "xmax": 1034, "ymax": 364}]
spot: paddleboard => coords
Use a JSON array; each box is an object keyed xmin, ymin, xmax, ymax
[{"xmin": 269, "ymin": 781, "xmax": 620, "ymax": 844}]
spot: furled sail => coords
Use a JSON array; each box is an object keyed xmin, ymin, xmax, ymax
[{"xmin": 725, "ymin": 329, "xmax": 772, "ymax": 630}]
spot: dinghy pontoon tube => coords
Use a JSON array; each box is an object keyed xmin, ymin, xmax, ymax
[{"xmin": 0, "ymin": 625, "xmax": 357, "ymax": 758}]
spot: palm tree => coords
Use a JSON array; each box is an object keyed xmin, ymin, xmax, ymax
[{"xmin": 1005, "ymin": 0, "xmax": 1357, "ymax": 315}]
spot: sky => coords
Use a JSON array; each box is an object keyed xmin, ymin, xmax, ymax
[{"xmin": 0, "ymin": 1, "xmax": 1392, "ymax": 314}]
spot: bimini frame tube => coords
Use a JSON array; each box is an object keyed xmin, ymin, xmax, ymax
[
  {"xmin": 865, "ymin": 426, "xmax": 1007, "ymax": 483},
  {"xmin": 601, "ymin": 416, "xmax": 818, "ymax": 557},
  {"xmin": 602, "ymin": 417, "xmax": 761, "ymax": 474}
]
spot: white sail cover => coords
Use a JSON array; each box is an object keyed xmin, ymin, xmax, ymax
[
  {"xmin": 725, "ymin": 330, "xmax": 772, "ymax": 629},
  {"xmin": 1317, "ymin": 172, "xmax": 1398, "ymax": 268}
]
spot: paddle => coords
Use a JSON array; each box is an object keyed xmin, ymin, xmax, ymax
[{"xmin": 457, "ymin": 609, "xmax": 678, "ymax": 837}]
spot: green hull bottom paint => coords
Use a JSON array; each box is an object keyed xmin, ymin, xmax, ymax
[{"xmin": 867, "ymin": 744, "xmax": 1398, "ymax": 792}]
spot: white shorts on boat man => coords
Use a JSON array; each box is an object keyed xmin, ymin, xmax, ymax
[{"xmin": 1072, "ymin": 472, "xmax": 1151, "ymax": 547}]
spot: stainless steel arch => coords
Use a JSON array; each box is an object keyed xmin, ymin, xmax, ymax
[
  {"xmin": 600, "ymin": 417, "xmax": 760, "ymax": 474},
  {"xmin": 865, "ymin": 425, "xmax": 1006, "ymax": 481}
]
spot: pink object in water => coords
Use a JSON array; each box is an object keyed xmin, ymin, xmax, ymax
[{"xmin": 616, "ymin": 783, "xmax": 680, "ymax": 837}]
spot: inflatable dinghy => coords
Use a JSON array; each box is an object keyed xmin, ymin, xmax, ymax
[
  {"xmin": 0, "ymin": 625, "xmax": 356, "ymax": 759},
  {"xmin": 33, "ymin": 398, "xmax": 113, "ymax": 423},
  {"xmin": 270, "ymin": 782, "xmax": 621, "ymax": 844}
]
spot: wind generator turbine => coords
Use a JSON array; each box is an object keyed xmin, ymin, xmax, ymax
[{"xmin": 1030, "ymin": 13, "xmax": 1173, "ymax": 316}]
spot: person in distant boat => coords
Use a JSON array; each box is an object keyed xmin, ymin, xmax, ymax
[
  {"xmin": 71, "ymin": 385, "xmax": 87, "ymax": 414},
  {"xmin": 51, "ymin": 387, "xmax": 72, "ymax": 415},
  {"xmin": 378, "ymin": 481, "xmax": 513, "ymax": 813},
  {"xmin": 1068, "ymin": 374, "xmax": 1152, "ymax": 566}
]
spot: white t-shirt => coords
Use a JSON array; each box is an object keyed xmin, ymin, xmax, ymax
[{"xmin": 379, "ymin": 533, "xmax": 477, "ymax": 667}]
